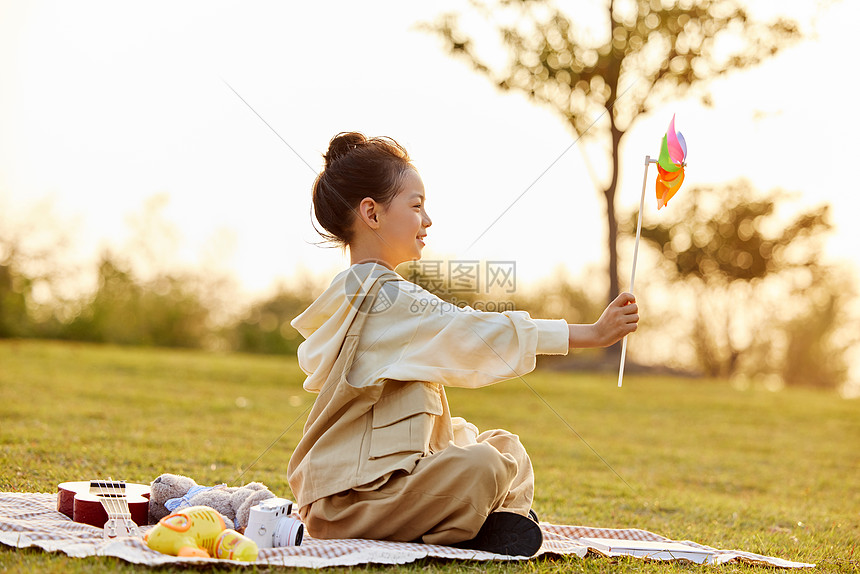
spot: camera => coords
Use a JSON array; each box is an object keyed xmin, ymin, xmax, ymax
[{"xmin": 246, "ymin": 497, "xmax": 304, "ymax": 548}]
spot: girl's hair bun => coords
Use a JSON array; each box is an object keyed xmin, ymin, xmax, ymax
[
  {"xmin": 312, "ymin": 131, "xmax": 414, "ymax": 247},
  {"xmin": 324, "ymin": 132, "xmax": 367, "ymax": 166}
]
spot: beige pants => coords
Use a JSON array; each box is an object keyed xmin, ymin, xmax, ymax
[{"xmin": 300, "ymin": 429, "xmax": 534, "ymax": 545}]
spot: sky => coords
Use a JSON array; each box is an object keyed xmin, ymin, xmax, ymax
[{"xmin": 1, "ymin": 0, "xmax": 858, "ymax": 303}]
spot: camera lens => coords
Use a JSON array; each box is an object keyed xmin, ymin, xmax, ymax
[{"xmin": 272, "ymin": 517, "xmax": 304, "ymax": 547}]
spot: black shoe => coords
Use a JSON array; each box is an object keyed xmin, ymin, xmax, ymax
[{"xmin": 453, "ymin": 511, "xmax": 543, "ymax": 557}]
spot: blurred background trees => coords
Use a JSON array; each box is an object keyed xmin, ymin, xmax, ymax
[
  {"xmin": 0, "ymin": 201, "xmax": 73, "ymax": 340},
  {"xmin": 628, "ymin": 182, "xmax": 856, "ymax": 389},
  {"xmin": 228, "ymin": 278, "xmax": 321, "ymax": 356},
  {"xmin": 59, "ymin": 253, "xmax": 212, "ymax": 348},
  {"xmin": 425, "ymin": 0, "xmax": 800, "ymax": 310},
  {"xmin": 0, "ymin": 245, "xmax": 34, "ymax": 339},
  {"xmin": 418, "ymin": 0, "xmax": 858, "ymax": 389},
  {"xmin": 1, "ymin": 0, "xmax": 856, "ymax": 395},
  {"xmin": 0, "ymin": 188, "xmax": 856, "ymax": 393}
]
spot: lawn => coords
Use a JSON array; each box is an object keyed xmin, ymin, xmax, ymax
[{"xmin": 0, "ymin": 339, "xmax": 857, "ymax": 573}]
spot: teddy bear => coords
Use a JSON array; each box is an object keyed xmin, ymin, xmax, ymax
[{"xmin": 148, "ymin": 473, "xmax": 276, "ymax": 531}]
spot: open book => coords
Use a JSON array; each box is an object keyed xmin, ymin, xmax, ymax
[{"xmin": 580, "ymin": 537, "xmax": 715, "ymax": 564}]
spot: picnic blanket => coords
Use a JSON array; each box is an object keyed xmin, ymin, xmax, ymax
[{"xmin": 0, "ymin": 492, "xmax": 814, "ymax": 568}]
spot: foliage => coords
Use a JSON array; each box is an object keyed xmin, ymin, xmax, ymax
[
  {"xmin": 629, "ymin": 182, "xmax": 856, "ymax": 389},
  {"xmin": 1, "ymin": 340, "xmax": 857, "ymax": 572},
  {"xmin": 229, "ymin": 279, "xmax": 321, "ymax": 355},
  {"xmin": 0, "ymin": 195, "xmax": 318, "ymax": 353},
  {"xmin": 3, "ymin": 193, "xmax": 854, "ymax": 393},
  {"xmin": 0, "ymin": 203, "xmax": 73, "ymax": 339},
  {"xmin": 779, "ymin": 266, "xmax": 856, "ymax": 389},
  {"xmin": 59, "ymin": 253, "xmax": 213, "ymax": 348},
  {"xmin": 637, "ymin": 183, "xmax": 830, "ymax": 282},
  {"xmin": 424, "ymin": 0, "xmax": 801, "ymax": 306},
  {"xmin": 0, "ymin": 257, "xmax": 31, "ymax": 338}
]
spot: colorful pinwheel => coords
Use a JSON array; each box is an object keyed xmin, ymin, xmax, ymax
[
  {"xmin": 618, "ymin": 115, "xmax": 688, "ymax": 388},
  {"xmin": 655, "ymin": 115, "xmax": 687, "ymax": 209}
]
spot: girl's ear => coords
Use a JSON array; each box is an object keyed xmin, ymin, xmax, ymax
[{"xmin": 358, "ymin": 197, "xmax": 380, "ymax": 229}]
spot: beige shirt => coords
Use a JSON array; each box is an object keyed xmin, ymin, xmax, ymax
[{"xmin": 287, "ymin": 262, "xmax": 569, "ymax": 508}]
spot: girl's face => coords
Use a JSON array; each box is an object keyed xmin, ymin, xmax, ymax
[{"xmin": 377, "ymin": 169, "xmax": 432, "ymax": 267}]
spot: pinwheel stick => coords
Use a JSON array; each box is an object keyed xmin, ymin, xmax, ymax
[{"xmin": 618, "ymin": 155, "xmax": 658, "ymax": 388}]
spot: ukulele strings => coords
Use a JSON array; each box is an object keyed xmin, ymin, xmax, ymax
[
  {"xmin": 95, "ymin": 479, "xmax": 130, "ymax": 522},
  {"xmin": 97, "ymin": 479, "xmax": 116, "ymax": 521}
]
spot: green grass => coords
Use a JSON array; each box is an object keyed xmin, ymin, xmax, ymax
[{"xmin": 0, "ymin": 339, "xmax": 857, "ymax": 573}]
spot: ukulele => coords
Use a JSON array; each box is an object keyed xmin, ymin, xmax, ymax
[{"xmin": 57, "ymin": 480, "xmax": 151, "ymax": 538}]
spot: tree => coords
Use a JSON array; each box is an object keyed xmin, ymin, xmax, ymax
[
  {"xmin": 62, "ymin": 253, "xmax": 212, "ymax": 348},
  {"xmin": 0, "ymin": 251, "xmax": 32, "ymax": 338},
  {"xmin": 230, "ymin": 285, "xmax": 315, "ymax": 355},
  {"xmin": 426, "ymin": 0, "xmax": 800, "ymax": 310},
  {"xmin": 0, "ymin": 200, "xmax": 72, "ymax": 338},
  {"xmin": 630, "ymin": 182, "xmax": 854, "ymax": 389}
]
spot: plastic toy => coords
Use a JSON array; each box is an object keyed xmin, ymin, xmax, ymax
[{"xmin": 144, "ymin": 505, "xmax": 258, "ymax": 561}]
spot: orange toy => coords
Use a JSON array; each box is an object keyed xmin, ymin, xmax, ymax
[{"xmin": 144, "ymin": 505, "xmax": 258, "ymax": 561}]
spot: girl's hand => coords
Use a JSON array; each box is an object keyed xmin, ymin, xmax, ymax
[{"xmin": 568, "ymin": 292, "xmax": 639, "ymax": 348}]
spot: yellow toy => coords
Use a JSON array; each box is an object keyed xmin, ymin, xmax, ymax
[{"xmin": 144, "ymin": 505, "xmax": 258, "ymax": 561}]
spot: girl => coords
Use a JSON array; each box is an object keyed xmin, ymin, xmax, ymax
[{"xmin": 288, "ymin": 132, "xmax": 638, "ymax": 556}]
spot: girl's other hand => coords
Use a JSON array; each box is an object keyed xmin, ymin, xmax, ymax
[
  {"xmin": 594, "ymin": 292, "xmax": 638, "ymax": 347},
  {"xmin": 568, "ymin": 292, "xmax": 639, "ymax": 348}
]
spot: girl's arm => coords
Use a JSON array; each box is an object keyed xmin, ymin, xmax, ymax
[{"xmin": 568, "ymin": 292, "xmax": 638, "ymax": 348}]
